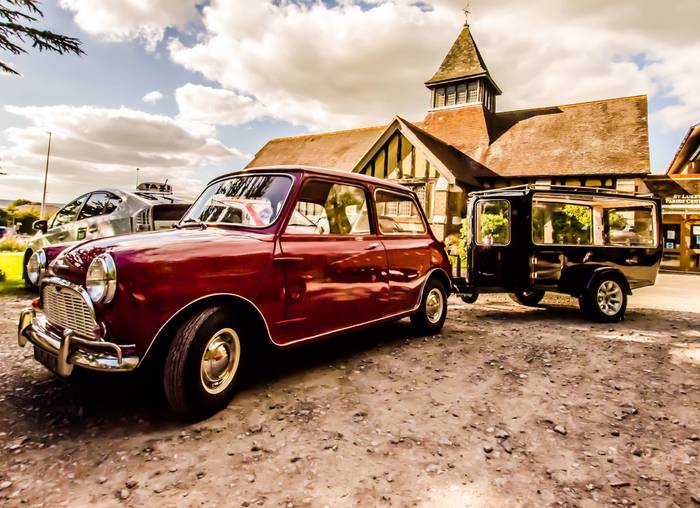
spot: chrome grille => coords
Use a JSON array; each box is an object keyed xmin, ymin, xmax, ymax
[{"xmin": 42, "ymin": 284, "xmax": 97, "ymax": 339}]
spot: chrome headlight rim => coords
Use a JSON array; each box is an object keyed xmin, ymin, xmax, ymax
[
  {"xmin": 26, "ymin": 249, "xmax": 47, "ymax": 285},
  {"xmin": 86, "ymin": 253, "xmax": 117, "ymax": 304}
]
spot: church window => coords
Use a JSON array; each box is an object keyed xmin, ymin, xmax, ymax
[
  {"xmin": 446, "ymin": 86, "xmax": 456, "ymax": 106},
  {"xmin": 435, "ymin": 88, "xmax": 445, "ymax": 108},
  {"xmin": 467, "ymin": 81, "xmax": 478, "ymax": 102},
  {"xmin": 457, "ymin": 83, "xmax": 467, "ymax": 104}
]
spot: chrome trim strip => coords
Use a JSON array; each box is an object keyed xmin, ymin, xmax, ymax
[{"xmin": 18, "ymin": 310, "xmax": 139, "ymax": 375}]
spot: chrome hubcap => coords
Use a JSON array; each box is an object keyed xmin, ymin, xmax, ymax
[
  {"xmin": 200, "ymin": 328, "xmax": 240, "ymax": 395},
  {"xmin": 597, "ymin": 280, "xmax": 623, "ymax": 316},
  {"xmin": 425, "ymin": 288, "xmax": 444, "ymax": 324}
]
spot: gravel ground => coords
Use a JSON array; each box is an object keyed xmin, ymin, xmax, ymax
[{"xmin": 0, "ymin": 289, "xmax": 699, "ymax": 508}]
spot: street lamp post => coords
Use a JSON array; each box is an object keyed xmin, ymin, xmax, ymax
[{"xmin": 41, "ymin": 131, "xmax": 52, "ymax": 220}]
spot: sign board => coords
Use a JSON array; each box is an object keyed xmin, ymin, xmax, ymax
[{"xmin": 664, "ymin": 194, "xmax": 700, "ymax": 205}]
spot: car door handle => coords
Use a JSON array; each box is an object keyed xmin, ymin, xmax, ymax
[
  {"xmin": 365, "ymin": 242, "xmax": 381, "ymax": 250},
  {"xmin": 273, "ymin": 256, "xmax": 304, "ymax": 264},
  {"xmin": 88, "ymin": 226, "xmax": 98, "ymax": 233}
]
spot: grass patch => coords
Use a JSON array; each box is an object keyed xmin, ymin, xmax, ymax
[{"xmin": 0, "ymin": 252, "xmax": 28, "ymax": 294}]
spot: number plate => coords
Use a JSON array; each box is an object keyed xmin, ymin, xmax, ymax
[{"xmin": 33, "ymin": 347, "xmax": 59, "ymax": 375}]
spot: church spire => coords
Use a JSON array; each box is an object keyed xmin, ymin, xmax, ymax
[{"xmin": 425, "ymin": 18, "xmax": 501, "ymax": 112}]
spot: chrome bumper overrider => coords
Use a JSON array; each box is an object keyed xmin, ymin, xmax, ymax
[{"xmin": 18, "ymin": 308, "xmax": 139, "ymax": 376}]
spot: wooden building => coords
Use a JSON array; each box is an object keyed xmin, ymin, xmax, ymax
[
  {"xmin": 645, "ymin": 124, "xmax": 700, "ymax": 272},
  {"xmin": 248, "ymin": 21, "xmax": 650, "ymax": 240}
]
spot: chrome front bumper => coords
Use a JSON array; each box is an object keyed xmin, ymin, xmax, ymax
[{"xmin": 18, "ymin": 308, "xmax": 139, "ymax": 376}]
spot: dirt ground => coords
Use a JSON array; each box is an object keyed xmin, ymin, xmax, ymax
[{"xmin": 0, "ymin": 281, "xmax": 699, "ymax": 507}]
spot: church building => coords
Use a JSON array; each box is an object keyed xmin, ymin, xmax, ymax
[{"xmin": 247, "ymin": 21, "xmax": 650, "ymax": 240}]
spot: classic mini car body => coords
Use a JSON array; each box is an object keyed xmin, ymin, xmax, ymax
[
  {"xmin": 453, "ymin": 185, "xmax": 663, "ymax": 322},
  {"xmin": 23, "ymin": 184, "xmax": 191, "ymax": 288},
  {"xmin": 18, "ymin": 167, "xmax": 452, "ymax": 417}
]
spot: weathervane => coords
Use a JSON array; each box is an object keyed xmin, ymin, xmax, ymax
[{"xmin": 463, "ymin": 0, "xmax": 471, "ymax": 26}]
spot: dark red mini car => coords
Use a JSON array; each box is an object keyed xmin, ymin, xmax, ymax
[{"xmin": 18, "ymin": 166, "xmax": 453, "ymax": 417}]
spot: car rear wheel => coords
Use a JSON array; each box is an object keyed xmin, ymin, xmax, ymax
[
  {"xmin": 509, "ymin": 289, "xmax": 545, "ymax": 307},
  {"xmin": 164, "ymin": 306, "xmax": 248, "ymax": 418},
  {"xmin": 410, "ymin": 278, "xmax": 448, "ymax": 335},
  {"xmin": 579, "ymin": 275, "xmax": 627, "ymax": 323}
]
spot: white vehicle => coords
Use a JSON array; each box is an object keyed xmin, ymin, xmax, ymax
[{"xmin": 24, "ymin": 183, "xmax": 191, "ymax": 288}]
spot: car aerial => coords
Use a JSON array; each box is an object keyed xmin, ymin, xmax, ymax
[
  {"xmin": 23, "ymin": 183, "xmax": 192, "ymax": 288},
  {"xmin": 18, "ymin": 166, "xmax": 453, "ymax": 418},
  {"xmin": 453, "ymin": 184, "xmax": 663, "ymax": 322}
]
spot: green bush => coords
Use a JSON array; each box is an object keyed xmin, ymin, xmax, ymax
[{"xmin": 0, "ymin": 236, "xmax": 28, "ymax": 252}]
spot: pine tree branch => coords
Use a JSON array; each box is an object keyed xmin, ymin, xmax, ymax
[{"xmin": 0, "ymin": 0, "xmax": 85, "ymax": 75}]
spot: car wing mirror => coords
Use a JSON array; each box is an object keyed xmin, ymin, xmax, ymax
[{"xmin": 33, "ymin": 220, "xmax": 48, "ymax": 233}]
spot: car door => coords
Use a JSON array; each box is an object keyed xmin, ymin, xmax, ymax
[
  {"xmin": 44, "ymin": 194, "xmax": 88, "ymax": 245},
  {"xmin": 374, "ymin": 189, "xmax": 433, "ymax": 315},
  {"xmin": 274, "ymin": 179, "xmax": 390, "ymax": 344},
  {"xmin": 469, "ymin": 198, "xmax": 517, "ymax": 289}
]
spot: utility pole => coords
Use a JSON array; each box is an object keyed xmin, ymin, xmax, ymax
[
  {"xmin": 41, "ymin": 131, "xmax": 52, "ymax": 220},
  {"xmin": 136, "ymin": 167, "xmax": 140, "ymax": 187}
]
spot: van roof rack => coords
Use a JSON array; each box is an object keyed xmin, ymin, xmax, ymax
[{"xmin": 469, "ymin": 184, "xmax": 654, "ymax": 199}]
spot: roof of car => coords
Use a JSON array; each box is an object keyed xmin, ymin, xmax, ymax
[
  {"xmin": 470, "ymin": 184, "xmax": 657, "ymax": 201},
  {"xmin": 213, "ymin": 165, "xmax": 415, "ymax": 193}
]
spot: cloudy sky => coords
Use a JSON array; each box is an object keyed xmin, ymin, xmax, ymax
[{"xmin": 1, "ymin": 0, "xmax": 698, "ymax": 204}]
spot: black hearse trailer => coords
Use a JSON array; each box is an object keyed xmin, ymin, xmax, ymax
[{"xmin": 453, "ymin": 185, "xmax": 663, "ymax": 322}]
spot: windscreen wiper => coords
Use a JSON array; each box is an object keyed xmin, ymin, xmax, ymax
[{"xmin": 175, "ymin": 218, "xmax": 208, "ymax": 229}]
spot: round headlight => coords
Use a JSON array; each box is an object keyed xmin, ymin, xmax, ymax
[
  {"xmin": 26, "ymin": 250, "xmax": 47, "ymax": 285},
  {"xmin": 86, "ymin": 254, "xmax": 117, "ymax": 304}
]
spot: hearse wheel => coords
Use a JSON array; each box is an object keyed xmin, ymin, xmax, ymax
[
  {"xmin": 460, "ymin": 292, "xmax": 479, "ymax": 304},
  {"xmin": 164, "ymin": 306, "xmax": 248, "ymax": 418},
  {"xmin": 509, "ymin": 290, "xmax": 545, "ymax": 307},
  {"xmin": 411, "ymin": 278, "xmax": 448, "ymax": 335},
  {"xmin": 579, "ymin": 274, "xmax": 627, "ymax": 323}
]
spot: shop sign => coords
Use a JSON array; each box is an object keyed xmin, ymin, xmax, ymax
[{"xmin": 665, "ymin": 194, "xmax": 700, "ymax": 205}]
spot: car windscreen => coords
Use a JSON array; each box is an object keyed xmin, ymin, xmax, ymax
[{"xmin": 182, "ymin": 174, "xmax": 293, "ymax": 227}]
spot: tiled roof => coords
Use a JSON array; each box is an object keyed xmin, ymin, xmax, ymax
[
  {"xmin": 247, "ymin": 125, "xmax": 385, "ymax": 171},
  {"xmin": 247, "ymin": 96, "xmax": 650, "ymax": 182}
]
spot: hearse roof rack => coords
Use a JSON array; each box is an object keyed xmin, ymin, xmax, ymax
[{"xmin": 469, "ymin": 184, "xmax": 654, "ymax": 199}]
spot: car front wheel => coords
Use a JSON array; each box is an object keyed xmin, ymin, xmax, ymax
[
  {"xmin": 579, "ymin": 275, "xmax": 627, "ymax": 323},
  {"xmin": 164, "ymin": 306, "xmax": 247, "ymax": 418},
  {"xmin": 410, "ymin": 278, "xmax": 448, "ymax": 335}
]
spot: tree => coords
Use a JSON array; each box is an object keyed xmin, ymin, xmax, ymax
[{"xmin": 0, "ymin": 0, "xmax": 84, "ymax": 75}]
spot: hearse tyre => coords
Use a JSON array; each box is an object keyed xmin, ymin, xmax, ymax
[
  {"xmin": 509, "ymin": 289, "xmax": 545, "ymax": 307},
  {"xmin": 460, "ymin": 292, "xmax": 479, "ymax": 304},
  {"xmin": 411, "ymin": 278, "xmax": 448, "ymax": 335},
  {"xmin": 579, "ymin": 272, "xmax": 628, "ymax": 323}
]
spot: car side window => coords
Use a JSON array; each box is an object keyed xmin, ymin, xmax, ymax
[
  {"xmin": 476, "ymin": 199, "xmax": 511, "ymax": 245},
  {"xmin": 52, "ymin": 195, "xmax": 87, "ymax": 227},
  {"xmin": 375, "ymin": 190, "xmax": 426, "ymax": 235},
  {"xmin": 286, "ymin": 180, "xmax": 371, "ymax": 236},
  {"xmin": 79, "ymin": 192, "xmax": 114, "ymax": 220}
]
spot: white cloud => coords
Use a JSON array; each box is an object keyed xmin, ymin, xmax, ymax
[
  {"xmin": 56, "ymin": 0, "xmax": 700, "ymax": 152},
  {"xmin": 59, "ymin": 0, "xmax": 202, "ymax": 51},
  {"xmin": 0, "ymin": 105, "xmax": 244, "ymax": 202},
  {"xmin": 142, "ymin": 91, "xmax": 164, "ymax": 104},
  {"xmin": 163, "ymin": 0, "xmax": 698, "ymax": 134},
  {"xmin": 175, "ymin": 84, "xmax": 267, "ymax": 126}
]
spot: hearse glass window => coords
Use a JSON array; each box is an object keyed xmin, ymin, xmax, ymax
[
  {"xmin": 532, "ymin": 193, "xmax": 657, "ymax": 247},
  {"xmin": 602, "ymin": 205, "xmax": 656, "ymax": 247},
  {"xmin": 475, "ymin": 200, "xmax": 511, "ymax": 245},
  {"xmin": 376, "ymin": 191, "xmax": 426, "ymax": 235},
  {"xmin": 532, "ymin": 198, "xmax": 593, "ymax": 245},
  {"xmin": 184, "ymin": 174, "xmax": 293, "ymax": 227},
  {"xmin": 286, "ymin": 180, "xmax": 370, "ymax": 235}
]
